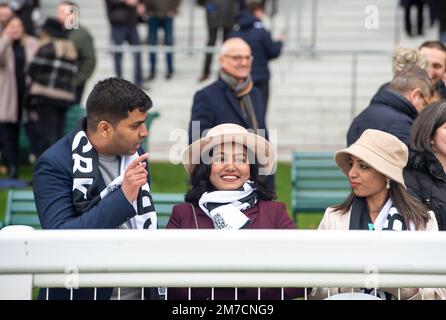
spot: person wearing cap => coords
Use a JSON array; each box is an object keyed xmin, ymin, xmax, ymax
[
  {"xmin": 166, "ymin": 123, "xmax": 303, "ymax": 300},
  {"xmin": 311, "ymin": 129, "xmax": 443, "ymax": 300},
  {"xmin": 26, "ymin": 17, "xmax": 78, "ymax": 158},
  {"xmin": 404, "ymin": 100, "xmax": 446, "ymax": 231}
]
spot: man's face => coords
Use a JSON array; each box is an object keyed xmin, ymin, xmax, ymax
[
  {"xmin": 219, "ymin": 43, "xmax": 252, "ymax": 82},
  {"xmin": 0, "ymin": 6, "xmax": 13, "ymax": 24},
  {"xmin": 420, "ymin": 47, "xmax": 446, "ymax": 84},
  {"xmin": 56, "ymin": 4, "xmax": 74, "ymax": 26},
  {"xmin": 108, "ymin": 109, "xmax": 148, "ymax": 155}
]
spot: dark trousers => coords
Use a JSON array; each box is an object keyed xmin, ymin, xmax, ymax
[
  {"xmin": 254, "ymin": 79, "xmax": 270, "ymax": 116},
  {"xmin": 202, "ymin": 26, "xmax": 233, "ymax": 76},
  {"xmin": 403, "ymin": 0, "xmax": 425, "ymax": 36},
  {"xmin": 148, "ymin": 16, "xmax": 174, "ymax": 75},
  {"xmin": 111, "ymin": 25, "xmax": 142, "ymax": 85},
  {"xmin": 0, "ymin": 122, "xmax": 19, "ymax": 178},
  {"xmin": 27, "ymin": 97, "xmax": 69, "ymax": 158}
]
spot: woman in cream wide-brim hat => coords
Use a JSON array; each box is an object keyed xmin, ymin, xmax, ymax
[
  {"xmin": 165, "ymin": 123, "xmax": 303, "ymax": 300},
  {"xmin": 310, "ymin": 129, "xmax": 443, "ymax": 300}
]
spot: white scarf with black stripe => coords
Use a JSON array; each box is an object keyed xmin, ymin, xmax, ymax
[
  {"xmin": 71, "ymin": 119, "xmax": 157, "ymax": 229},
  {"xmin": 198, "ymin": 181, "xmax": 257, "ymax": 230}
]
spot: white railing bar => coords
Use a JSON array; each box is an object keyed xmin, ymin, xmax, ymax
[
  {"xmin": 96, "ymin": 45, "xmax": 393, "ymax": 57},
  {"xmin": 94, "ymin": 287, "xmax": 97, "ymax": 300},
  {"xmin": 2, "ymin": 230, "xmax": 446, "ymax": 274},
  {"xmin": 31, "ymin": 272, "xmax": 446, "ymax": 288},
  {"xmin": 234, "ymin": 288, "xmax": 237, "ymax": 301}
]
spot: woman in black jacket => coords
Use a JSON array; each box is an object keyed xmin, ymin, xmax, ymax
[{"xmin": 404, "ymin": 100, "xmax": 446, "ymax": 230}]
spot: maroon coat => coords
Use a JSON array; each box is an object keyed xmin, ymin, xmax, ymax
[{"xmin": 166, "ymin": 200, "xmax": 303, "ymax": 300}]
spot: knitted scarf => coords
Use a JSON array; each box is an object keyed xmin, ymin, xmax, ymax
[
  {"xmin": 198, "ymin": 181, "xmax": 257, "ymax": 229},
  {"xmin": 350, "ymin": 197, "xmax": 412, "ymax": 300},
  {"xmin": 220, "ymin": 71, "xmax": 259, "ymax": 132},
  {"xmin": 71, "ymin": 118, "xmax": 157, "ymax": 229}
]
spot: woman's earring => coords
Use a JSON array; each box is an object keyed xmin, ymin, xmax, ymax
[{"xmin": 386, "ymin": 178, "xmax": 391, "ymax": 190}]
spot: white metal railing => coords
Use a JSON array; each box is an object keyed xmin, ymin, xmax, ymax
[{"xmin": 1, "ymin": 229, "xmax": 446, "ymax": 300}]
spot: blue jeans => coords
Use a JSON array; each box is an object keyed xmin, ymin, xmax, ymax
[
  {"xmin": 147, "ymin": 16, "xmax": 174, "ymax": 74},
  {"xmin": 111, "ymin": 25, "xmax": 142, "ymax": 85}
]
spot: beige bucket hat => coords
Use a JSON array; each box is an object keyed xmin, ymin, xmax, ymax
[
  {"xmin": 335, "ymin": 129, "xmax": 408, "ymax": 188},
  {"xmin": 182, "ymin": 123, "xmax": 276, "ymax": 176}
]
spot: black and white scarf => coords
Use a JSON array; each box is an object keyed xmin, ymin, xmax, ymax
[
  {"xmin": 220, "ymin": 71, "xmax": 259, "ymax": 132},
  {"xmin": 350, "ymin": 197, "xmax": 413, "ymax": 300},
  {"xmin": 198, "ymin": 181, "xmax": 257, "ymax": 230},
  {"xmin": 71, "ymin": 119, "xmax": 157, "ymax": 229}
]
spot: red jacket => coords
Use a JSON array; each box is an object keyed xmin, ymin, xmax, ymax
[{"xmin": 166, "ymin": 200, "xmax": 303, "ymax": 300}]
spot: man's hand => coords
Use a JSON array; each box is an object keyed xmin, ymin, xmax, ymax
[{"xmin": 122, "ymin": 153, "xmax": 149, "ymax": 203}]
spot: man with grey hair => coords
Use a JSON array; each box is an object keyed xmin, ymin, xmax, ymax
[
  {"xmin": 188, "ymin": 37, "xmax": 273, "ymax": 188},
  {"xmin": 347, "ymin": 66, "xmax": 434, "ymax": 146},
  {"xmin": 188, "ymin": 37, "xmax": 267, "ymax": 144}
]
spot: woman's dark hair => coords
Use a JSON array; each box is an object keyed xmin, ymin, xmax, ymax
[
  {"xmin": 410, "ymin": 100, "xmax": 446, "ymax": 153},
  {"xmin": 332, "ymin": 181, "xmax": 430, "ymax": 230},
  {"xmin": 86, "ymin": 77, "xmax": 152, "ymax": 131},
  {"xmin": 185, "ymin": 161, "xmax": 275, "ymax": 206}
]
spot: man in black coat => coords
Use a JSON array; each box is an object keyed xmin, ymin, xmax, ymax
[
  {"xmin": 347, "ymin": 67, "xmax": 433, "ymax": 146},
  {"xmin": 188, "ymin": 37, "xmax": 274, "ymax": 188}
]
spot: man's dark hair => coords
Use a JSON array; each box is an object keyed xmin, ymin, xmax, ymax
[
  {"xmin": 246, "ymin": 1, "xmax": 265, "ymax": 13},
  {"xmin": 419, "ymin": 41, "xmax": 446, "ymax": 54},
  {"xmin": 185, "ymin": 162, "xmax": 275, "ymax": 206},
  {"xmin": 86, "ymin": 77, "xmax": 152, "ymax": 130}
]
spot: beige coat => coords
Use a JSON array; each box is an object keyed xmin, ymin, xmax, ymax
[
  {"xmin": 0, "ymin": 35, "xmax": 39, "ymax": 123},
  {"xmin": 310, "ymin": 206, "xmax": 445, "ymax": 300}
]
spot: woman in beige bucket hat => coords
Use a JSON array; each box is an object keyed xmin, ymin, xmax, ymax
[
  {"xmin": 166, "ymin": 123, "xmax": 303, "ymax": 300},
  {"xmin": 311, "ymin": 129, "xmax": 443, "ymax": 300}
]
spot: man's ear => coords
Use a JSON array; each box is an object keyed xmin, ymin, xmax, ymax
[
  {"xmin": 97, "ymin": 121, "xmax": 112, "ymax": 138},
  {"xmin": 407, "ymin": 87, "xmax": 422, "ymax": 105}
]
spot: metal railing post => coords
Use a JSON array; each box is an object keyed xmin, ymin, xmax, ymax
[
  {"xmin": 187, "ymin": 0, "xmax": 195, "ymax": 56},
  {"xmin": 310, "ymin": 0, "xmax": 318, "ymax": 50},
  {"xmin": 350, "ymin": 52, "xmax": 358, "ymax": 121},
  {"xmin": 394, "ymin": 2, "xmax": 401, "ymax": 46}
]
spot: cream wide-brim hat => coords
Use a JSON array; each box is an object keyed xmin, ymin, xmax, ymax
[
  {"xmin": 182, "ymin": 123, "xmax": 276, "ymax": 176},
  {"xmin": 335, "ymin": 129, "xmax": 408, "ymax": 188}
]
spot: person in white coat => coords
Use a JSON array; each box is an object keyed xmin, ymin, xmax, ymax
[{"xmin": 310, "ymin": 129, "xmax": 445, "ymax": 300}]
